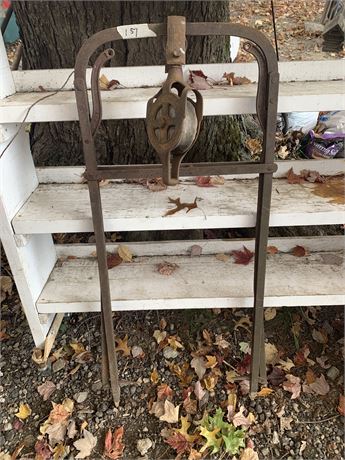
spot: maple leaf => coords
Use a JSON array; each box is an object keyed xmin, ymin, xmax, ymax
[
  {"xmin": 165, "ymin": 432, "xmax": 190, "ymax": 455},
  {"xmin": 15, "ymin": 403, "xmax": 32, "ymax": 420},
  {"xmin": 195, "ymin": 176, "xmax": 214, "ymax": 187},
  {"xmin": 115, "ymin": 335, "xmax": 131, "ymax": 356},
  {"xmin": 183, "ymin": 397, "xmax": 197, "ymax": 415},
  {"xmin": 48, "ymin": 399, "xmax": 74, "ymax": 424},
  {"xmin": 73, "ymin": 430, "xmax": 97, "ymax": 459},
  {"xmin": 104, "ymin": 427, "xmax": 125, "ymax": 460},
  {"xmin": 46, "ymin": 422, "xmax": 67, "ymax": 446},
  {"xmin": 107, "ymin": 253, "xmax": 123, "ymax": 269},
  {"xmin": 37, "ymin": 381, "xmax": 56, "ymax": 401},
  {"xmin": 231, "ymin": 246, "xmax": 254, "ymax": 265},
  {"xmin": 283, "ymin": 374, "xmax": 301, "ymax": 399},
  {"xmin": 157, "ymin": 383, "xmax": 174, "ymax": 400},
  {"xmin": 159, "ymin": 400, "xmax": 180, "ymax": 424}
]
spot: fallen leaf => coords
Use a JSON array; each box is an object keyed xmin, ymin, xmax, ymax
[
  {"xmin": 183, "ymin": 397, "xmax": 197, "ymax": 414},
  {"xmin": 205, "ymin": 355, "xmax": 217, "ymax": 368},
  {"xmin": 189, "ymin": 70, "xmax": 212, "ymax": 90},
  {"xmin": 157, "ymin": 383, "xmax": 174, "ymax": 400},
  {"xmin": 308, "ymin": 374, "xmax": 330, "ymax": 395},
  {"xmin": 46, "ymin": 422, "xmax": 67, "ymax": 446},
  {"xmin": 191, "ymin": 356, "xmax": 207, "ymax": 380},
  {"xmin": 234, "ymin": 315, "xmax": 252, "ymax": 332},
  {"xmin": 157, "ymin": 261, "xmax": 178, "ymax": 276},
  {"xmin": 48, "ymin": 399, "xmax": 74, "ymax": 424},
  {"xmin": 190, "ymin": 245, "xmax": 202, "ymax": 257},
  {"xmin": 115, "ymin": 335, "xmax": 131, "ymax": 357},
  {"xmin": 73, "ymin": 430, "xmax": 97, "ymax": 459},
  {"xmin": 150, "ymin": 400, "xmax": 165, "ymax": 418},
  {"xmin": 194, "ymin": 381, "xmax": 206, "ymax": 401},
  {"xmin": 283, "ymin": 374, "xmax": 301, "ymax": 399},
  {"xmin": 316, "ymin": 356, "xmax": 331, "ymax": 369},
  {"xmin": 312, "ymin": 328, "xmax": 328, "ymax": 344},
  {"xmin": 146, "ymin": 177, "xmax": 167, "ymax": 192},
  {"xmin": 280, "ymin": 416, "xmax": 293, "ymax": 431},
  {"xmin": 287, "ymin": 167, "xmax": 304, "ymax": 184},
  {"xmin": 69, "ymin": 341, "xmax": 86, "ymax": 355},
  {"xmin": 277, "ymin": 358, "xmax": 295, "ymax": 371},
  {"xmin": 239, "ymin": 379, "xmax": 250, "ymax": 395},
  {"xmin": 256, "ymin": 387, "xmax": 274, "ymax": 397},
  {"xmin": 159, "ymin": 400, "xmax": 180, "ymax": 423},
  {"xmin": 210, "ymin": 176, "xmax": 225, "ymax": 185},
  {"xmin": 215, "ymin": 253, "xmax": 230, "ymax": 262},
  {"xmin": 150, "ymin": 368, "xmax": 159, "ymax": 384},
  {"xmin": 107, "ymin": 253, "xmax": 123, "ymax": 269},
  {"xmin": 214, "ymin": 334, "xmax": 230, "ymax": 349},
  {"xmin": 104, "ymin": 427, "xmax": 125, "ymax": 460},
  {"xmin": 67, "ymin": 420, "xmax": 78, "ymax": 439},
  {"xmin": 245, "ymin": 138, "xmax": 262, "ymax": 157},
  {"xmin": 277, "ymin": 145, "xmax": 289, "ymax": 159},
  {"xmin": 165, "ymin": 432, "xmax": 190, "ymax": 455},
  {"xmin": 176, "ymin": 416, "xmax": 199, "ymax": 443},
  {"xmin": 292, "ymin": 245, "xmax": 309, "ymax": 257},
  {"xmin": 232, "ymin": 406, "xmax": 255, "ymax": 427},
  {"xmin": 203, "ymin": 373, "xmax": 218, "ymax": 391},
  {"xmin": 117, "ymin": 245, "xmax": 133, "ymax": 262},
  {"xmin": 34, "ymin": 439, "xmax": 52, "ymax": 460},
  {"xmin": 223, "ymin": 72, "xmax": 251, "ymax": 85},
  {"xmin": 240, "ymin": 447, "xmax": 259, "ymax": 460},
  {"xmin": 195, "ymin": 176, "xmax": 214, "ymax": 187},
  {"xmin": 37, "ymin": 381, "xmax": 56, "ymax": 401},
  {"xmin": 265, "ymin": 343, "xmax": 279, "ymax": 365},
  {"xmin": 168, "ymin": 335, "xmax": 184, "ymax": 350},
  {"xmin": 267, "ymin": 367, "xmax": 286, "ymax": 386},
  {"xmin": 53, "ymin": 443, "xmax": 67, "ymax": 460},
  {"xmin": 231, "ymin": 246, "xmax": 254, "ymax": 265},
  {"xmin": 337, "ymin": 395, "xmax": 345, "ymax": 416},
  {"xmin": 267, "ymin": 246, "xmax": 279, "ymax": 255},
  {"xmin": 153, "ymin": 329, "xmax": 167, "ymax": 344},
  {"xmin": 131, "ymin": 345, "xmax": 144, "ymax": 358},
  {"xmin": 237, "ymin": 353, "xmax": 251, "ymax": 375},
  {"xmin": 239, "ymin": 342, "xmax": 251, "ymax": 354},
  {"xmin": 0, "ymin": 275, "xmax": 13, "ymax": 301},
  {"xmin": 15, "ymin": 403, "xmax": 32, "ymax": 420},
  {"xmin": 264, "ymin": 308, "xmax": 277, "ymax": 321},
  {"xmin": 305, "ymin": 368, "xmax": 316, "ymax": 384},
  {"xmin": 164, "ymin": 197, "xmax": 198, "ymax": 216}
]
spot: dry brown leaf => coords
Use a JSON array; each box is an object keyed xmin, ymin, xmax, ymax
[
  {"xmin": 157, "ymin": 261, "xmax": 178, "ymax": 276},
  {"xmin": 234, "ymin": 315, "xmax": 252, "ymax": 332},
  {"xmin": 46, "ymin": 422, "xmax": 67, "ymax": 446},
  {"xmin": 153, "ymin": 329, "xmax": 167, "ymax": 344},
  {"xmin": 202, "ymin": 329, "xmax": 213, "ymax": 346},
  {"xmin": 291, "ymin": 245, "xmax": 309, "ymax": 257},
  {"xmin": 191, "ymin": 356, "xmax": 207, "ymax": 380},
  {"xmin": 167, "ymin": 335, "xmax": 184, "ymax": 350},
  {"xmin": 312, "ymin": 328, "xmax": 328, "ymax": 344},
  {"xmin": 267, "ymin": 246, "xmax": 279, "ymax": 254},
  {"xmin": 204, "ymin": 355, "xmax": 217, "ymax": 369},
  {"xmin": 264, "ymin": 308, "xmax": 277, "ymax": 321},
  {"xmin": 223, "ymin": 72, "xmax": 251, "ymax": 85},
  {"xmin": 189, "ymin": 70, "xmax": 212, "ymax": 90},
  {"xmin": 240, "ymin": 447, "xmax": 259, "ymax": 460},
  {"xmin": 0, "ymin": 275, "xmax": 13, "ymax": 301},
  {"xmin": 164, "ymin": 197, "xmax": 198, "ymax": 216},
  {"xmin": 150, "ymin": 368, "xmax": 159, "ymax": 384},
  {"xmin": 215, "ymin": 253, "xmax": 230, "ymax": 262},
  {"xmin": 117, "ymin": 245, "xmax": 133, "ymax": 263},
  {"xmin": 308, "ymin": 374, "xmax": 330, "ymax": 395},
  {"xmin": 73, "ymin": 430, "xmax": 97, "ymax": 459},
  {"xmin": 104, "ymin": 427, "xmax": 125, "ymax": 460},
  {"xmin": 159, "ymin": 400, "xmax": 180, "ymax": 423},
  {"xmin": 305, "ymin": 368, "xmax": 316, "ymax": 384},
  {"xmin": 147, "ymin": 177, "xmax": 167, "ymax": 192},
  {"xmin": 183, "ymin": 397, "xmax": 197, "ymax": 414},
  {"xmin": 283, "ymin": 374, "xmax": 301, "ymax": 399},
  {"xmin": 150, "ymin": 400, "xmax": 165, "ymax": 418},
  {"xmin": 115, "ymin": 335, "xmax": 131, "ymax": 357},
  {"xmin": 157, "ymin": 383, "xmax": 174, "ymax": 400},
  {"xmin": 37, "ymin": 381, "xmax": 56, "ymax": 401},
  {"xmin": 337, "ymin": 394, "xmax": 345, "ymax": 416},
  {"xmin": 245, "ymin": 138, "xmax": 262, "ymax": 156},
  {"xmin": 214, "ymin": 334, "xmax": 230, "ymax": 349},
  {"xmin": 195, "ymin": 176, "xmax": 215, "ymax": 187},
  {"xmin": 287, "ymin": 168, "xmax": 304, "ymax": 184},
  {"xmin": 256, "ymin": 387, "xmax": 274, "ymax": 397},
  {"xmin": 194, "ymin": 381, "xmax": 206, "ymax": 401},
  {"xmin": 69, "ymin": 341, "xmax": 85, "ymax": 355},
  {"xmin": 265, "ymin": 343, "xmax": 279, "ymax": 365}
]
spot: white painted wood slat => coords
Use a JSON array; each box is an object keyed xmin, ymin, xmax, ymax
[
  {"xmin": 13, "ymin": 176, "xmax": 345, "ymax": 234},
  {"xmin": 1, "ymin": 80, "xmax": 344, "ymax": 123},
  {"xmin": 37, "ymin": 236, "xmax": 345, "ymax": 313},
  {"xmin": 12, "ymin": 61, "xmax": 345, "ymax": 91}
]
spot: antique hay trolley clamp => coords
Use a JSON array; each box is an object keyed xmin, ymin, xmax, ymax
[{"xmin": 74, "ymin": 16, "xmax": 279, "ymax": 404}]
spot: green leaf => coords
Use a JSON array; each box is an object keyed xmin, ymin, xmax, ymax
[{"xmin": 222, "ymin": 426, "xmax": 245, "ymax": 455}]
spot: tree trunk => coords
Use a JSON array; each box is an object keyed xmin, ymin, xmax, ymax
[{"xmin": 13, "ymin": 1, "xmax": 243, "ymax": 166}]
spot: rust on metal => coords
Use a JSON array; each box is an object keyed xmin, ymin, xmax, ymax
[{"xmin": 74, "ymin": 17, "xmax": 279, "ymax": 403}]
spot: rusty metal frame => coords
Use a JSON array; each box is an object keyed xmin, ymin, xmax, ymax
[{"xmin": 74, "ymin": 19, "xmax": 279, "ymax": 403}]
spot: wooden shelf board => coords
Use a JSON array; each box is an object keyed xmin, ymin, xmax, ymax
[
  {"xmin": 37, "ymin": 236, "xmax": 345, "ymax": 313},
  {"xmin": 1, "ymin": 80, "xmax": 344, "ymax": 123},
  {"xmin": 13, "ymin": 177, "xmax": 345, "ymax": 234}
]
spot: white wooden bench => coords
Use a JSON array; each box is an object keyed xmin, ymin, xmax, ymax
[{"xmin": 0, "ymin": 33, "xmax": 344, "ymax": 348}]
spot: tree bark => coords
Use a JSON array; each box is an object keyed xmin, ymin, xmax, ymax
[{"xmin": 13, "ymin": 1, "xmax": 243, "ymax": 166}]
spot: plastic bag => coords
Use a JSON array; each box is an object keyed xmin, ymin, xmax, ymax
[
  {"xmin": 306, "ymin": 130, "xmax": 345, "ymax": 159},
  {"xmin": 319, "ymin": 111, "xmax": 345, "ymax": 134},
  {"xmin": 285, "ymin": 112, "xmax": 319, "ymax": 133}
]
